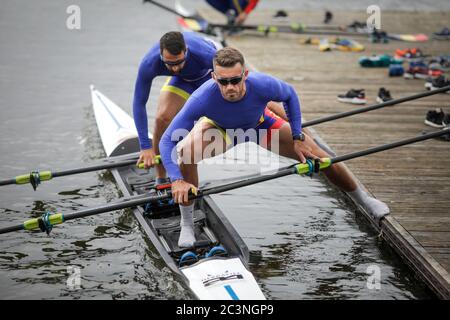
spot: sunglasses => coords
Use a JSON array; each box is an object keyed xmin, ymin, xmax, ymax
[
  {"xmin": 215, "ymin": 70, "xmax": 245, "ymax": 86},
  {"xmin": 160, "ymin": 54, "xmax": 186, "ymax": 66}
]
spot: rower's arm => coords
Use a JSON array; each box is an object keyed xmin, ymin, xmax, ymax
[{"xmin": 133, "ymin": 62, "xmax": 156, "ymax": 150}]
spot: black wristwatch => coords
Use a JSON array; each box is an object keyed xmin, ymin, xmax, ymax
[{"xmin": 293, "ymin": 132, "xmax": 305, "ymax": 141}]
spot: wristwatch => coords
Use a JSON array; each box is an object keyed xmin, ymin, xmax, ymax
[{"xmin": 292, "ymin": 132, "xmax": 305, "ymax": 141}]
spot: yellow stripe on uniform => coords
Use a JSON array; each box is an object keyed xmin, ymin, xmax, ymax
[
  {"xmin": 200, "ymin": 117, "xmax": 232, "ymax": 146},
  {"xmin": 232, "ymin": 0, "xmax": 243, "ymax": 13},
  {"xmin": 161, "ymin": 77, "xmax": 190, "ymax": 100}
]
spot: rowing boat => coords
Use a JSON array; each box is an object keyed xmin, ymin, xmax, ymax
[{"xmin": 90, "ymin": 85, "xmax": 265, "ymax": 300}]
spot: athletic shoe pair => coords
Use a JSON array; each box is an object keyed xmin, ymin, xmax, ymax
[
  {"xmin": 404, "ymin": 61, "xmax": 444, "ymax": 79},
  {"xmin": 424, "ymin": 75, "xmax": 450, "ymax": 92},
  {"xmin": 404, "ymin": 66, "xmax": 443, "ymax": 80},
  {"xmin": 337, "ymin": 88, "xmax": 393, "ymax": 105},
  {"xmin": 424, "ymin": 108, "xmax": 450, "ymax": 128},
  {"xmin": 359, "ymin": 54, "xmax": 403, "ymax": 68}
]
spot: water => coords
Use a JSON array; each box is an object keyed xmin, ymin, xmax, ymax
[{"xmin": 0, "ymin": 0, "xmax": 435, "ymax": 299}]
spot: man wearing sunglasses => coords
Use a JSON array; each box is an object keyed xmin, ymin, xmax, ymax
[
  {"xmin": 206, "ymin": 0, "xmax": 259, "ymax": 25},
  {"xmin": 159, "ymin": 47, "xmax": 390, "ymax": 248},
  {"xmin": 133, "ymin": 31, "xmax": 218, "ymax": 185}
]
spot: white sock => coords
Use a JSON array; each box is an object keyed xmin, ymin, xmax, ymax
[
  {"xmin": 348, "ymin": 187, "xmax": 390, "ymax": 225},
  {"xmin": 178, "ymin": 203, "xmax": 196, "ymax": 248}
]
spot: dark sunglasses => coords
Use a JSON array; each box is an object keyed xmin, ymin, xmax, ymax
[
  {"xmin": 160, "ymin": 54, "xmax": 186, "ymax": 66},
  {"xmin": 216, "ymin": 70, "xmax": 245, "ymax": 86}
]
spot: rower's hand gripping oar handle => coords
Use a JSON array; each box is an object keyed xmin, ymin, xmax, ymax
[
  {"xmin": 137, "ymin": 155, "xmax": 162, "ymax": 169},
  {"xmin": 294, "ymin": 158, "xmax": 332, "ymax": 176}
]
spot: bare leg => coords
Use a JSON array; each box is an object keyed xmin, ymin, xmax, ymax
[
  {"xmin": 153, "ymin": 91, "xmax": 187, "ymax": 180},
  {"xmin": 266, "ymin": 101, "xmax": 288, "ymax": 121},
  {"xmin": 179, "ymin": 119, "xmax": 229, "ymax": 190},
  {"xmin": 270, "ymin": 123, "xmax": 357, "ymax": 191}
]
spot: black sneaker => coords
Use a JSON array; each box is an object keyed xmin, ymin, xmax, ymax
[
  {"xmin": 376, "ymin": 87, "xmax": 393, "ymax": 103},
  {"xmin": 424, "ymin": 108, "xmax": 446, "ymax": 128},
  {"xmin": 324, "ymin": 11, "xmax": 333, "ymax": 24},
  {"xmin": 438, "ymin": 124, "xmax": 450, "ymax": 141},
  {"xmin": 443, "ymin": 113, "xmax": 450, "ymax": 126},
  {"xmin": 337, "ymin": 89, "xmax": 367, "ymax": 104},
  {"xmin": 347, "ymin": 21, "xmax": 366, "ymax": 31},
  {"xmin": 427, "ymin": 75, "xmax": 450, "ymax": 93},
  {"xmin": 273, "ymin": 10, "xmax": 288, "ymax": 19},
  {"xmin": 424, "ymin": 77, "xmax": 433, "ymax": 90},
  {"xmin": 433, "ymin": 27, "xmax": 450, "ymax": 40}
]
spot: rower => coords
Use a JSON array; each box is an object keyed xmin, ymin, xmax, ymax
[
  {"xmin": 132, "ymin": 31, "xmax": 217, "ymax": 186},
  {"xmin": 159, "ymin": 47, "xmax": 390, "ymax": 248},
  {"xmin": 205, "ymin": 0, "xmax": 259, "ymax": 25}
]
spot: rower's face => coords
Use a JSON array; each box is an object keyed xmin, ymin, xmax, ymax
[
  {"xmin": 161, "ymin": 49, "xmax": 186, "ymax": 75},
  {"xmin": 213, "ymin": 63, "xmax": 248, "ymax": 102}
]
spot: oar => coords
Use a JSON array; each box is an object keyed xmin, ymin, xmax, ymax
[
  {"xmin": 0, "ymin": 155, "xmax": 161, "ymax": 190},
  {"xmin": 303, "ymin": 85, "xmax": 450, "ymax": 128},
  {"xmin": 1, "ymin": 127, "xmax": 448, "ymax": 235},
  {"xmin": 202, "ymin": 23, "xmax": 366, "ymax": 37},
  {"xmin": 143, "ymin": 0, "xmax": 191, "ymax": 19}
]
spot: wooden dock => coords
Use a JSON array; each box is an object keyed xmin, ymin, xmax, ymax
[{"xmin": 204, "ymin": 8, "xmax": 450, "ymax": 298}]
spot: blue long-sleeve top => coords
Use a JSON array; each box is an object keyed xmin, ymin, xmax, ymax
[
  {"xmin": 132, "ymin": 32, "xmax": 216, "ymax": 149},
  {"xmin": 159, "ymin": 72, "xmax": 302, "ymax": 181}
]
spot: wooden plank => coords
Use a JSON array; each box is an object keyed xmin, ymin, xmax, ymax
[
  {"xmin": 395, "ymin": 217, "xmax": 450, "ymax": 232},
  {"xmin": 410, "ymin": 231, "xmax": 450, "ymax": 248}
]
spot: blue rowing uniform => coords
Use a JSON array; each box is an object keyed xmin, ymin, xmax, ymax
[
  {"xmin": 132, "ymin": 32, "xmax": 217, "ymax": 150},
  {"xmin": 159, "ymin": 72, "xmax": 302, "ymax": 182}
]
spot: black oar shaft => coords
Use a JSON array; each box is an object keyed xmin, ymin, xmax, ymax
[
  {"xmin": 145, "ymin": 0, "xmax": 189, "ymax": 19},
  {"xmin": 0, "ymin": 179, "xmax": 16, "ymax": 186},
  {"xmin": 62, "ymin": 194, "xmax": 163, "ymax": 222},
  {"xmin": 198, "ymin": 166, "xmax": 297, "ymax": 197},
  {"xmin": 303, "ymin": 85, "xmax": 450, "ymax": 128},
  {"xmin": 52, "ymin": 159, "xmax": 137, "ymax": 178},
  {"xmin": 0, "ymin": 157, "xmax": 138, "ymax": 187},
  {"xmin": 214, "ymin": 24, "xmax": 364, "ymax": 37},
  {"xmin": 332, "ymin": 128, "xmax": 450, "ymax": 164}
]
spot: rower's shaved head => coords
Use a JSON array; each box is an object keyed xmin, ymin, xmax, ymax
[
  {"xmin": 160, "ymin": 31, "xmax": 186, "ymax": 55},
  {"xmin": 213, "ymin": 47, "xmax": 245, "ymax": 69}
]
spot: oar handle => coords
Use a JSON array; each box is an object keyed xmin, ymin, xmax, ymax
[{"xmin": 137, "ymin": 155, "xmax": 162, "ymax": 169}]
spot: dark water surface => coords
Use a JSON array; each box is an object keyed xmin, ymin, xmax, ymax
[{"xmin": 0, "ymin": 1, "xmax": 435, "ymax": 299}]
